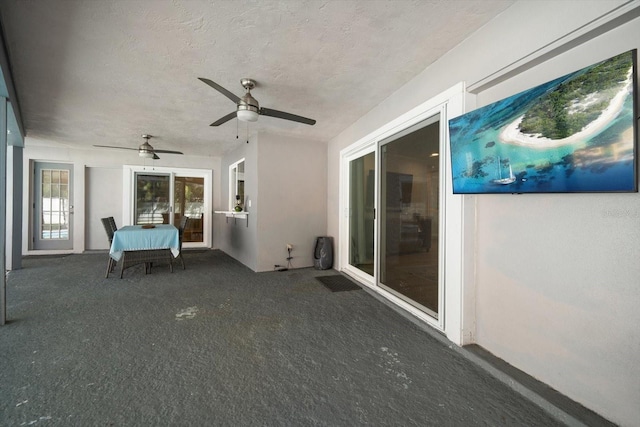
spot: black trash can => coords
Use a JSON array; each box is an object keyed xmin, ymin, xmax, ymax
[{"xmin": 313, "ymin": 236, "xmax": 333, "ymax": 270}]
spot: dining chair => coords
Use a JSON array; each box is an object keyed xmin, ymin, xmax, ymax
[
  {"xmin": 108, "ymin": 216, "xmax": 118, "ymax": 234},
  {"xmin": 101, "ymin": 217, "xmax": 117, "ymax": 278},
  {"xmin": 176, "ymin": 216, "xmax": 190, "ymax": 270}
]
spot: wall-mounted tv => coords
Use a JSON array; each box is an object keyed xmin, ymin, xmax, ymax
[{"xmin": 448, "ymin": 49, "xmax": 637, "ymax": 194}]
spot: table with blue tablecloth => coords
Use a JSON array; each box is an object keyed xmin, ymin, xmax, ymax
[{"xmin": 109, "ymin": 224, "xmax": 180, "ymax": 278}]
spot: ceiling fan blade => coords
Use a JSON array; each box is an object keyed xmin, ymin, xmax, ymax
[
  {"xmin": 93, "ymin": 145, "xmax": 138, "ymax": 151},
  {"xmin": 210, "ymin": 111, "xmax": 237, "ymax": 126},
  {"xmin": 260, "ymin": 107, "xmax": 316, "ymax": 125},
  {"xmin": 154, "ymin": 149, "xmax": 184, "ymax": 155},
  {"xmin": 198, "ymin": 78, "xmax": 241, "ymax": 103}
]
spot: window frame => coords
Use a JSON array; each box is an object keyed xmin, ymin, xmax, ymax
[{"xmin": 229, "ymin": 158, "xmax": 245, "ymax": 210}]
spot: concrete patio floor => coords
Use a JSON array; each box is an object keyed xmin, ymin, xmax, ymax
[{"xmin": 0, "ymin": 250, "xmax": 602, "ymax": 426}]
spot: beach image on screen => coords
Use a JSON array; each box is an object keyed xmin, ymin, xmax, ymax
[{"xmin": 448, "ymin": 50, "xmax": 637, "ymax": 193}]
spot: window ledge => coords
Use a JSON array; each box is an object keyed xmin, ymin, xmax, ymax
[
  {"xmin": 215, "ymin": 210, "xmax": 248, "ymax": 218},
  {"xmin": 215, "ymin": 210, "xmax": 249, "ymax": 226}
]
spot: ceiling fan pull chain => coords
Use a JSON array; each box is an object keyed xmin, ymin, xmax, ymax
[{"xmin": 246, "ymin": 122, "xmax": 249, "ymax": 144}]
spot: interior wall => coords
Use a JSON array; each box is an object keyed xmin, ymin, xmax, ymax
[
  {"xmin": 326, "ymin": 1, "xmax": 638, "ymax": 425},
  {"xmin": 218, "ymin": 136, "xmax": 258, "ymax": 270},
  {"xmin": 256, "ymin": 133, "xmax": 327, "ymax": 272},
  {"xmin": 85, "ymin": 166, "xmax": 122, "ymax": 250},
  {"xmin": 215, "ymin": 132, "xmax": 327, "ymax": 272}
]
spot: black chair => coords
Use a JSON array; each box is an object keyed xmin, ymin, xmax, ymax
[
  {"xmin": 108, "ymin": 216, "xmax": 117, "ymax": 235},
  {"xmin": 101, "ymin": 217, "xmax": 118, "ymax": 278},
  {"xmin": 175, "ymin": 216, "xmax": 190, "ymax": 270},
  {"xmin": 146, "ymin": 217, "xmax": 185, "ymax": 274}
]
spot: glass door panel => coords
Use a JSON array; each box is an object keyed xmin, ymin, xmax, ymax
[
  {"xmin": 33, "ymin": 162, "xmax": 73, "ymax": 250},
  {"xmin": 379, "ymin": 116, "xmax": 440, "ymax": 318},
  {"xmin": 135, "ymin": 174, "xmax": 170, "ymax": 224},
  {"xmin": 349, "ymin": 152, "xmax": 375, "ymax": 276},
  {"xmin": 174, "ymin": 176, "xmax": 205, "ymax": 242}
]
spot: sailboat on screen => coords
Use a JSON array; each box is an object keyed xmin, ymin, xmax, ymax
[{"xmin": 492, "ymin": 156, "xmax": 516, "ymax": 185}]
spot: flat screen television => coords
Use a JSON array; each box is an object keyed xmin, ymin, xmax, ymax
[{"xmin": 448, "ymin": 49, "xmax": 637, "ymax": 194}]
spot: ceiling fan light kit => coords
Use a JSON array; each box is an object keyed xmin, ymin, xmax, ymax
[
  {"xmin": 237, "ymin": 108, "xmax": 259, "ymax": 122},
  {"xmin": 198, "ymin": 77, "xmax": 316, "ymax": 127}
]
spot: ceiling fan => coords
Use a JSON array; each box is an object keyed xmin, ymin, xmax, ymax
[
  {"xmin": 94, "ymin": 134, "xmax": 184, "ymax": 159},
  {"xmin": 198, "ymin": 77, "xmax": 316, "ymax": 127}
]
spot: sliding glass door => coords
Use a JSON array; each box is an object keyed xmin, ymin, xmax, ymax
[
  {"xmin": 343, "ymin": 114, "xmax": 442, "ymax": 320},
  {"xmin": 339, "ymin": 86, "xmax": 468, "ymax": 335},
  {"xmin": 126, "ymin": 166, "xmax": 211, "ymax": 248},
  {"xmin": 379, "ymin": 116, "xmax": 441, "ymax": 318}
]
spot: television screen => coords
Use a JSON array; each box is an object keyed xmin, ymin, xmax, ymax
[{"xmin": 448, "ymin": 49, "xmax": 637, "ymax": 194}]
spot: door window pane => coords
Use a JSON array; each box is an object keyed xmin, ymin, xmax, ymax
[
  {"xmin": 40, "ymin": 168, "xmax": 70, "ymax": 240},
  {"xmin": 349, "ymin": 152, "xmax": 375, "ymax": 276},
  {"xmin": 174, "ymin": 176, "xmax": 205, "ymax": 242},
  {"xmin": 135, "ymin": 174, "xmax": 170, "ymax": 224},
  {"xmin": 379, "ymin": 118, "xmax": 440, "ymax": 317}
]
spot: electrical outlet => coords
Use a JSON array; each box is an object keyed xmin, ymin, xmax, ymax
[{"xmin": 286, "ymin": 243, "xmax": 293, "ymax": 250}]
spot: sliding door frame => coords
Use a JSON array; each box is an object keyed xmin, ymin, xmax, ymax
[
  {"xmin": 341, "ymin": 143, "xmax": 377, "ymax": 289},
  {"xmin": 339, "ymin": 83, "xmax": 475, "ymax": 344},
  {"xmin": 377, "ymin": 114, "xmax": 442, "ymax": 320},
  {"xmin": 123, "ymin": 165, "xmax": 213, "ymax": 248}
]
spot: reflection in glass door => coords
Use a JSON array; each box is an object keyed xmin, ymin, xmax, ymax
[
  {"xmin": 379, "ymin": 116, "xmax": 440, "ymax": 318},
  {"xmin": 135, "ymin": 174, "xmax": 170, "ymax": 224},
  {"xmin": 349, "ymin": 152, "xmax": 375, "ymax": 276},
  {"xmin": 174, "ymin": 176, "xmax": 205, "ymax": 242}
]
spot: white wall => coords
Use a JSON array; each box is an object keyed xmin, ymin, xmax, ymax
[
  {"xmin": 257, "ymin": 133, "xmax": 327, "ymax": 271},
  {"xmin": 327, "ymin": 1, "xmax": 639, "ymax": 425},
  {"xmin": 473, "ymin": 10, "xmax": 640, "ymax": 427},
  {"xmin": 217, "ymin": 132, "xmax": 327, "ymax": 272},
  {"xmin": 218, "ymin": 136, "xmax": 259, "ymax": 270},
  {"xmin": 85, "ymin": 166, "xmax": 122, "ymax": 250}
]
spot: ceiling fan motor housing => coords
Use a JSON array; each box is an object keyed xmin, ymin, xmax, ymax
[{"xmin": 138, "ymin": 141, "xmax": 155, "ymax": 158}]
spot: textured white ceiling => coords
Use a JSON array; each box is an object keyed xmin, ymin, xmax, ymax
[{"xmin": 0, "ymin": 0, "xmax": 514, "ymax": 157}]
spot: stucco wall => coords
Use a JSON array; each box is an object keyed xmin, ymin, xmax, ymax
[
  {"xmin": 85, "ymin": 166, "xmax": 122, "ymax": 250},
  {"xmin": 256, "ymin": 133, "xmax": 327, "ymax": 272},
  {"xmin": 218, "ymin": 136, "xmax": 259, "ymax": 270},
  {"xmin": 217, "ymin": 132, "xmax": 327, "ymax": 272},
  {"xmin": 326, "ymin": 1, "xmax": 639, "ymax": 425}
]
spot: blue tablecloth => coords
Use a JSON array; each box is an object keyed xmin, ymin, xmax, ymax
[{"xmin": 110, "ymin": 224, "xmax": 180, "ymax": 261}]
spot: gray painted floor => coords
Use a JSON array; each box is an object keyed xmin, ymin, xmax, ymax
[{"xmin": 2, "ymin": 250, "xmax": 568, "ymax": 426}]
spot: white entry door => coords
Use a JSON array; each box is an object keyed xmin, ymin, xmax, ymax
[{"xmin": 33, "ymin": 162, "xmax": 73, "ymax": 250}]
